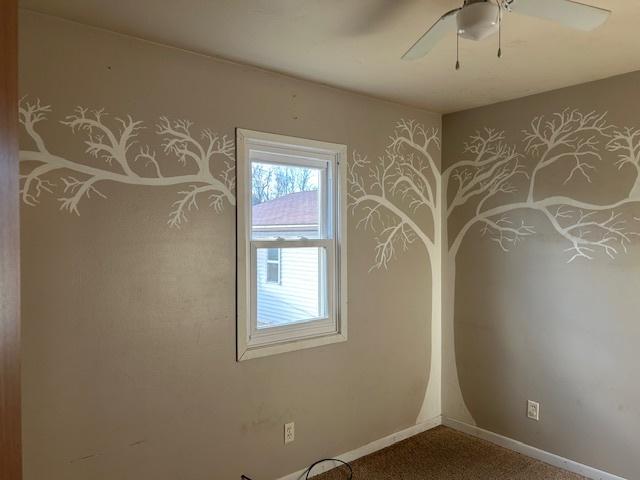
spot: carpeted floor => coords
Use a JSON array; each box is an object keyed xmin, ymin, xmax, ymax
[{"xmin": 314, "ymin": 426, "xmax": 586, "ymax": 480}]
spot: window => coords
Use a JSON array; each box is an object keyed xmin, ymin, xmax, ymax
[
  {"xmin": 236, "ymin": 129, "xmax": 347, "ymax": 360},
  {"xmin": 265, "ymin": 248, "xmax": 280, "ymax": 284}
]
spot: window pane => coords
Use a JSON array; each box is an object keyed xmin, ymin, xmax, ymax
[
  {"xmin": 256, "ymin": 247, "xmax": 327, "ymax": 329},
  {"xmin": 266, "ymin": 248, "xmax": 279, "ymax": 262},
  {"xmin": 251, "ymin": 162, "xmax": 322, "ymax": 240},
  {"xmin": 266, "ymin": 262, "xmax": 279, "ymax": 283}
]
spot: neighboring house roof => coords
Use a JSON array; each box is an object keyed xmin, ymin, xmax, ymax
[{"xmin": 252, "ymin": 190, "xmax": 318, "ymax": 227}]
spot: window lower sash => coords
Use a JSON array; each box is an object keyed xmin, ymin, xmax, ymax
[{"xmin": 248, "ymin": 238, "xmax": 336, "ymax": 348}]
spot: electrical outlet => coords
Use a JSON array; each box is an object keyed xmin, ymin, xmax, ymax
[
  {"xmin": 284, "ymin": 422, "xmax": 295, "ymax": 444},
  {"xmin": 527, "ymin": 400, "xmax": 540, "ymax": 421}
]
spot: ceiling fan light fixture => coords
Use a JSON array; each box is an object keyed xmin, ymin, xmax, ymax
[
  {"xmin": 457, "ymin": 2, "xmax": 500, "ymax": 41},
  {"xmin": 402, "ymin": 0, "xmax": 611, "ymax": 62}
]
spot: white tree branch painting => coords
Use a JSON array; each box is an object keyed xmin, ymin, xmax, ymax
[
  {"xmin": 349, "ymin": 109, "xmax": 640, "ymax": 424},
  {"xmin": 349, "ymin": 119, "xmax": 444, "ymax": 423},
  {"xmin": 348, "ymin": 120, "xmax": 440, "ymax": 271},
  {"xmin": 19, "ymin": 95, "xmax": 640, "ymax": 425},
  {"xmin": 19, "ymin": 97, "xmax": 235, "ymax": 227},
  {"xmin": 607, "ymin": 127, "xmax": 640, "ymax": 198}
]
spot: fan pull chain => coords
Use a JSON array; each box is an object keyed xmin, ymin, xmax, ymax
[
  {"xmin": 455, "ymin": 31, "xmax": 460, "ymax": 70},
  {"xmin": 497, "ymin": 5, "xmax": 503, "ymax": 58}
]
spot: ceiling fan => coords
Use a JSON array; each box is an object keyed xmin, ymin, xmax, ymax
[{"xmin": 402, "ymin": 0, "xmax": 611, "ymax": 67}]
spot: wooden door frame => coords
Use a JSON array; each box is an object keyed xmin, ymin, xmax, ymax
[{"xmin": 0, "ymin": 0, "xmax": 22, "ymax": 478}]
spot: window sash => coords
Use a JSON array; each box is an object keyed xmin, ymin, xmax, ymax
[
  {"xmin": 249, "ymin": 239, "xmax": 336, "ymax": 346},
  {"xmin": 236, "ymin": 129, "xmax": 348, "ymax": 361},
  {"xmin": 249, "ymin": 155, "xmax": 331, "ymax": 242}
]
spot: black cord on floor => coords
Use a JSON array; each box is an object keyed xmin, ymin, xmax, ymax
[
  {"xmin": 241, "ymin": 457, "xmax": 353, "ymax": 480},
  {"xmin": 305, "ymin": 458, "xmax": 352, "ymax": 479}
]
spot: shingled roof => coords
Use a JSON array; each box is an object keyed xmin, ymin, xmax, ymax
[{"xmin": 252, "ymin": 190, "xmax": 318, "ymax": 227}]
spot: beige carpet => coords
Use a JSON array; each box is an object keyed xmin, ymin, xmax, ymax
[{"xmin": 314, "ymin": 426, "xmax": 586, "ymax": 480}]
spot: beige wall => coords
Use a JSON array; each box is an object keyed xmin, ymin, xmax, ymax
[
  {"xmin": 22, "ymin": 9, "xmax": 639, "ymax": 480},
  {"xmin": 443, "ymin": 71, "xmax": 640, "ymax": 479},
  {"xmin": 19, "ymin": 12, "xmax": 439, "ymax": 480}
]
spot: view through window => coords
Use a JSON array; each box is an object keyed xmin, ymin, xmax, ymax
[{"xmin": 236, "ymin": 129, "xmax": 347, "ymax": 360}]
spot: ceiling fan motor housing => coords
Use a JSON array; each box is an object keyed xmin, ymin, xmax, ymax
[{"xmin": 457, "ymin": 1, "xmax": 500, "ymax": 41}]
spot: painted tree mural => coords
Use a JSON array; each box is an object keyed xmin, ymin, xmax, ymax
[
  {"xmin": 349, "ymin": 120, "xmax": 444, "ymax": 422},
  {"xmin": 349, "ymin": 110, "xmax": 640, "ymax": 422},
  {"xmin": 349, "ymin": 120, "xmax": 441, "ymax": 271},
  {"xmin": 19, "ymin": 95, "xmax": 640, "ymax": 424},
  {"xmin": 19, "ymin": 97, "xmax": 235, "ymax": 227},
  {"xmin": 607, "ymin": 126, "xmax": 640, "ymax": 199}
]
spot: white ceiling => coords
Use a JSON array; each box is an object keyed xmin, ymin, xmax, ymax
[{"xmin": 20, "ymin": 0, "xmax": 640, "ymax": 113}]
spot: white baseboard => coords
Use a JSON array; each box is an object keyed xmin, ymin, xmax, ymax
[
  {"xmin": 277, "ymin": 415, "xmax": 626, "ymax": 480},
  {"xmin": 442, "ymin": 417, "xmax": 627, "ymax": 480},
  {"xmin": 277, "ymin": 415, "xmax": 442, "ymax": 480}
]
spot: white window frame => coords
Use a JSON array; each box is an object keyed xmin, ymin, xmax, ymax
[
  {"xmin": 265, "ymin": 248, "xmax": 281, "ymax": 284},
  {"xmin": 236, "ymin": 129, "xmax": 348, "ymax": 361}
]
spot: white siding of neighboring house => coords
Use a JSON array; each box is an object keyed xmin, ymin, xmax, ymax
[{"xmin": 254, "ymin": 229, "xmax": 320, "ymax": 328}]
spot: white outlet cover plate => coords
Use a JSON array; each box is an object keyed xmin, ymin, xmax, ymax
[
  {"xmin": 527, "ymin": 400, "xmax": 540, "ymax": 421},
  {"xmin": 284, "ymin": 422, "xmax": 295, "ymax": 444}
]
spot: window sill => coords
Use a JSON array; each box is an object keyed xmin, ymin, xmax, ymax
[{"xmin": 237, "ymin": 330, "xmax": 347, "ymax": 361}]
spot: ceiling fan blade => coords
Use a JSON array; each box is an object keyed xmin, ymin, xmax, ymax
[
  {"xmin": 508, "ymin": 0, "xmax": 610, "ymax": 31},
  {"xmin": 402, "ymin": 8, "xmax": 460, "ymax": 61}
]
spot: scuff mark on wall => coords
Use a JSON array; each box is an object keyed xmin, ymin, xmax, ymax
[{"xmin": 69, "ymin": 454, "xmax": 97, "ymax": 464}]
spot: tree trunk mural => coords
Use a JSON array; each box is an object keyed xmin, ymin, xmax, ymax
[
  {"xmin": 607, "ymin": 127, "xmax": 640, "ymax": 199},
  {"xmin": 350, "ymin": 109, "xmax": 640, "ymax": 424},
  {"xmin": 349, "ymin": 121, "xmax": 444, "ymax": 422}
]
